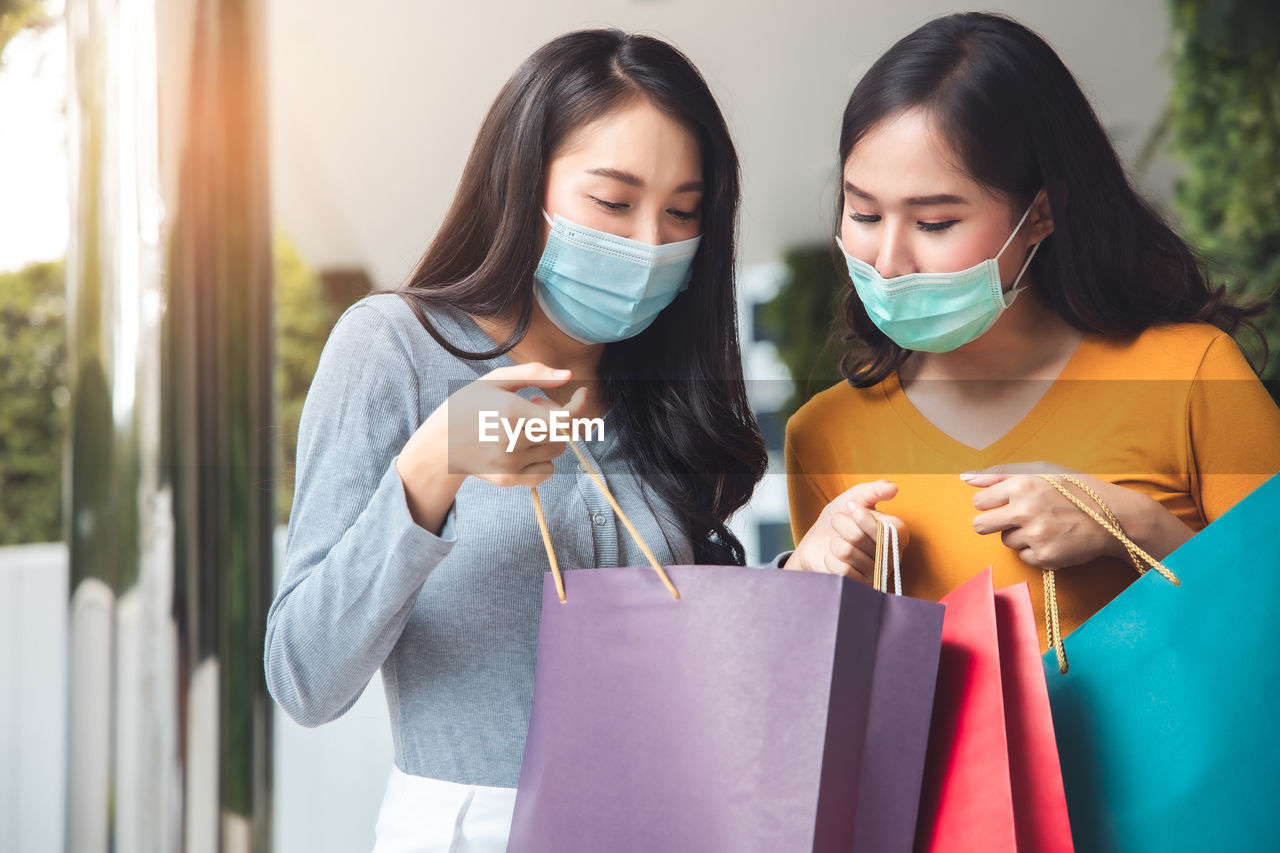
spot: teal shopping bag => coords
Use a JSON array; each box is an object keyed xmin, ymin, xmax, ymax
[{"xmin": 1043, "ymin": 473, "xmax": 1280, "ymax": 852}]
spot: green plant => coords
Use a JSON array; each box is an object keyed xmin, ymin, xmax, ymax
[
  {"xmin": 273, "ymin": 234, "xmax": 344, "ymax": 524},
  {"xmin": 755, "ymin": 245, "xmax": 848, "ymax": 422},
  {"xmin": 1167, "ymin": 0, "xmax": 1280, "ymax": 384},
  {"xmin": 0, "ymin": 260, "xmax": 67, "ymax": 545}
]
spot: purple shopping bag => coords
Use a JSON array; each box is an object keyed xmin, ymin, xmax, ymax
[{"xmin": 508, "ymin": 553, "xmax": 943, "ymax": 851}]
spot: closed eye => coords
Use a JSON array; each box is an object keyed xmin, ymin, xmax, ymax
[
  {"xmin": 589, "ymin": 196, "xmax": 629, "ymax": 212},
  {"xmin": 668, "ymin": 208, "xmax": 697, "ymax": 221},
  {"xmin": 917, "ymin": 220, "xmax": 958, "ymax": 233},
  {"xmin": 849, "ymin": 212, "xmax": 880, "ymax": 224}
]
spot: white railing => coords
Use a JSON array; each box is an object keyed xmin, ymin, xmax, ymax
[
  {"xmin": 0, "ymin": 542, "xmax": 67, "ymax": 853},
  {"xmin": 0, "ymin": 533, "xmax": 394, "ymax": 853}
]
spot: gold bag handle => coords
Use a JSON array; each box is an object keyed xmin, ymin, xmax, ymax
[
  {"xmin": 1038, "ymin": 473, "xmax": 1181, "ymax": 673},
  {"xmin": 530, "ymin": 439, "xmax": 679, "ymax": 603}
]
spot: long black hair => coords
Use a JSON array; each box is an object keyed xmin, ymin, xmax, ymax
[
  {"xmin": 397, "ymin": 29, "xmax": 766, "ymax": 565},
  {"xmin": 834, "ymin": 12, "xmax": 1269, "ymax": 386}
]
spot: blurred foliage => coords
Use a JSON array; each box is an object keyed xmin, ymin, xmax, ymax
[
  {"xmin": 1168, "ymin": 0, "xmax": 1280, "ymax": 384},
  {"xmin": 755, "ymin": 245, "xmax": 847, "ymax": 422},
  {"xmin": 0, "ymin": 237, "xmax": 356, "ymax": 544},
  {"xmin": 0, "ymin": 0, "xmax": 52, "ymax": 66},
  {"xmin": 0, "ymin": 260, "xmax": 67, "ymax": 545},
  {"xmin": 273, "ymin": 235, "xmax": 362, "ymax": 524}
]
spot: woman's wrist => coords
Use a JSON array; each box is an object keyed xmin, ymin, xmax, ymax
[
  {"xmin": 1099, "ymin": 481, "xmax": 1195, "ymax": 563},
  {"xmin": 396, "ymin": 412, "xmax": 467, "ymax": 535},
  {"xmin": 1128, "ymin": 497, "xmax": 1195, "ymax": 561}
]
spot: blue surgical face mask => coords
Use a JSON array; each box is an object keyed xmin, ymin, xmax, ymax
[
  {"xmin": 836, "ymin": 198, "xmax": 1041, "ymax": 353},
  {"xmin": 534, "ymin": 212, "xmax": 700, "ymax": 344}
]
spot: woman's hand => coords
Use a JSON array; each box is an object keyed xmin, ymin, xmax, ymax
[
  {"xmin": 396, "ymin": 362, "xmax": 588, "ymax": 532},
  {"xmin": 962, "ymin": 463, "xmax": 1195, "ymax": 569},
  {"xmin": 439, "ymin": 362, "xmax": 589, "ymax": 487},
  {"xmin": 783, "ymin": 480, "xmax": 908, "ymax": 584}
]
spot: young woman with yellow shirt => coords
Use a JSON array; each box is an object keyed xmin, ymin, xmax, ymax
[{"xmin": 783, "ymin": 12, "xmax": 1280, "ymax": 648}]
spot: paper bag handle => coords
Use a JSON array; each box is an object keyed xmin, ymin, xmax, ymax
[
  {"xmin": 530, "ymin": 438, "xmax": 679, "ymax": 603},
  {"xmin": 1038, "ymin": 473, "xmax": 1181, "ymax": 673},
  {"xmin": 872, "ymin": 518, "xmax": 902, "ymax": 595}
]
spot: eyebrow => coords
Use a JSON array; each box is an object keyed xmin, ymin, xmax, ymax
[
  {"xmin": 844, "ymin": 181, "xmax": 968, "ymax": 206},
  {"xmin": 587, "ymin": 167, "xmax": 704, "ymax": 194}
]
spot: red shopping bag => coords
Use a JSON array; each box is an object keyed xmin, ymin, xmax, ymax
[
  {"xmin": 915, "ymin": 569, "xmax": 1073, "ymax": 852},
  {"xmin": 995, "ymin": 583, "xmax": 1073, "ymax": 853}
]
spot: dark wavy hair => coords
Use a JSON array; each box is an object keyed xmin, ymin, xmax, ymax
[
  {"xmin": 834, "ymin": 12, "xmax": 1269, "ymax": 386},
  {"xmin": 394, "ymin": 29, "xmax": 766, "ymax": 565}
]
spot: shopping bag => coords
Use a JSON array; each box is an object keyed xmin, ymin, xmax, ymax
[
  {"xmin": 994, "ymin": 584, "xmax": 1073, "ymax": 853},
  {"xmin": 856, "ymin": 522, "xmax": 949, "ymax": 853},
  {"xmin": 915, "ymin": 570, "xmax": 1073, "ymax": 853},
  {"xmin": 1041, "ymin": 473, "xmax": 1280, "ymax": 852},
  {"xmin": 915, "ymin": 569, "xmax": 1017, "ymax": 852},
  {"xmin": 507, "ymin": 449, "xmax": 945, "ymax": 853}
]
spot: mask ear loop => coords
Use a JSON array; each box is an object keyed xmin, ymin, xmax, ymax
[
  {"xmin": 994, "ymin": 196, "xmax": 1039, "ymax": 259},
  {"xmin": 995, "ymin": 192, "xmax": 1045, "ymax": 306},
  {"xmin": 1000, "ymin": 242, "xmax": 1040, "ymax": 307}
]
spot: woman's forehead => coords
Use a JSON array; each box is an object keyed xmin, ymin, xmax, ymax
[
  {"xmin": 843, "ymin": 109, "xmax": 978, "ymax": 201},
  {"xmin": 553, "ymin": 100, "xmax": 702, "ymax": 182}
]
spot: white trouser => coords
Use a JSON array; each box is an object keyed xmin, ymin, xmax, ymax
[{"xmin": 371, "ymin": 765, "xmax": 517, "ymax": 853}]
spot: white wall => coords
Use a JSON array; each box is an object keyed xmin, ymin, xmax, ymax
[{"xmin": 267, "ymin": 0, "xmax": 1176, "ymax": 290}]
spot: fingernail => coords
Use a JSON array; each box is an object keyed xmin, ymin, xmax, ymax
[{"xmin": 959, "ymin": 471, "xmax": 977, "ymax": 482}]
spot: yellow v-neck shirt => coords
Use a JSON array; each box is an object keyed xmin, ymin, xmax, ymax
[{"xmin": 785, "ymin": 322, "xmax": 1280, "ymax": 649}]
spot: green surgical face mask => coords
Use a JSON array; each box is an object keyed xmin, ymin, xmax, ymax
[{"xmin": 836, "ymin": 198, "xmax": 1040, "ymax": 353}]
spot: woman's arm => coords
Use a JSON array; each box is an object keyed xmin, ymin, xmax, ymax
[
  {"xmin": 265, "ymin": 304, "xmax": 591, "ymax": 726},
  {"xmin": 1186, "ymin": 333, "xmax": 1280, "ymax": 521},
  {"xmin": 265, "ymin": 304, "xmax": 456, "ymax": 727}
]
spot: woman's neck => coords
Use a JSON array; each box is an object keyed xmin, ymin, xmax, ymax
[
  {"xmin": 894, "ymin": 286, "xmax": 1085, "ymax": 449},
  {"xmin": 900, "ymin": 286, "xmax": 1082, "ymax": 384}
]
